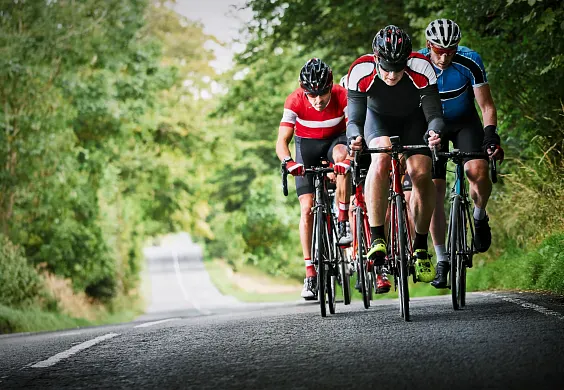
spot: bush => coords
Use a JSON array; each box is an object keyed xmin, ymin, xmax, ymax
[{"xmin": 0, "ymin": 235, "xmax": 43, "ymax": 307}]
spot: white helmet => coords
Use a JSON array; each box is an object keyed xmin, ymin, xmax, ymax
[{"xmin": 425, "ymin": 19, "xmax": 461, "ymax": 48}]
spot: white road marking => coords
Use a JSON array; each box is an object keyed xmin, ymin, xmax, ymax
[
  {"xmin": 134, "ymin": 318, "xmax": 180, "ymax": 328},
  {"xmin": 55, "ymin": 331, "xmax": 83, "ymax": 337},
  {"xmin": 172, "ymin": 249, "xmax": 212, "ymax": 315},
  {"xmin": 494, "ymin": 294, "xmax": 564, "ymax": 320},
  {"xmin": 31, "ymin": 333, "xmax": 119, "ymax": 368}
]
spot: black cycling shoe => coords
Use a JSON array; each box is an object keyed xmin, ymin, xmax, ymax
[
  {"xmin": 431, "ymin": 261, "xmax": 450, "ymax": 289},
  {"xmin": 474, "ymin": 215, "xmax": 492, "ymax": 253}
]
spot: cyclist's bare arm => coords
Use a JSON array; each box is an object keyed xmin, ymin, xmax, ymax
[
  {"xmin": 474, "ymin": 84, "xmax": 497, "ymax": 128},
  {"xmin": 276, "ymin": 125, "xmax": 294, "ymax": 161}
]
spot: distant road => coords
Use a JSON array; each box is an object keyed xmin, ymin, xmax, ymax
[
  {"xmin": 1, "ymin": 291, "xmax": 563, "ymax": 389},
  {"xmin": 139, "ymin": 240, "xmax": 240, "ymax": 320}
]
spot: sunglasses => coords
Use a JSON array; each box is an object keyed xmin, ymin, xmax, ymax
[
  {"xmin": 430, "ymin": 44, "xmax": 457, "ymax": 56},
  {"xmin": 305, "ymin": 88, "xmax": 331, "ymax": 97},
  {"xmin": 378, "ymin": 61, "xmax": 405, "ymax": 73}
]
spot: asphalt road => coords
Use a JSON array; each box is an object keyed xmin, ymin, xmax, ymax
[{"xmin": 1, "ymin": 243, "xmax": 563, "ymax": 389}]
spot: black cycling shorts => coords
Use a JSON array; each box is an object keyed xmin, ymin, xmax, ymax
[
  {"xmin": 295, "ymin": 134, "xmax": 347, "ymax": 197},
  {"xmin": 363, "ymin": 107, "xmax": 431, "ymax": 159},
  {"xmin": 433, "ymin": 109, "xmax": 487, "ymax": 180}
]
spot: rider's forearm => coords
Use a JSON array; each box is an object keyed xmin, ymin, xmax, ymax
[
  {"xmin": 481, "ymin": 104, "xmax": 497, "ymax": 127},
  {"xmin": 276, "ymin": 126, "xmax": 294, "ymax": 161},
  {"xmin": 346, "ymin": 90, "xmax": 367, "ymax": 139},
  {"xmin": 420, "ymin": 84, "xmax": 445, "ymax": 133}
]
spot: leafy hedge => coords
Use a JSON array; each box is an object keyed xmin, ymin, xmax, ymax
[{"xmin": 0, "ymin": 235, "xmax": 42, "ymax": 307}]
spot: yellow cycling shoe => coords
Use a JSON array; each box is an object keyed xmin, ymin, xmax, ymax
[
  {"xmin": 366, "ymin": 238, "xmax": 387, "ymax": 266},
  {"xmin": 414, "ymin": 249, "xmax": 436, "ymax": 283}
]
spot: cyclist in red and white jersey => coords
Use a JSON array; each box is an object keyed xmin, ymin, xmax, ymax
[
  {"xmin": 276, "ymin": 58, "xmax": 353, "ymax": 300},
  {"xmin": 345, "ymin": 26, "xmax": 446, "ymax": 284}
]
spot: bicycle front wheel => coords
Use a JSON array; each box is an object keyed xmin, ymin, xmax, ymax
[
  {"xmin": 450, "ymin": 196, "xmax": 462, "ymax": 310},
  {"xmin": 314, "ymin": 207, "xmax": 327, "ymax": 317},
  {"xmin": 356, "ymin": 207, "xmax": 370, "ymax": 309},
  {"xmin": 396, "ymin": 197, "xmax": 410, "ymax": 321}
]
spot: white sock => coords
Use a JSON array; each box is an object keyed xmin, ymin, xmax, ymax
[
  {"xmin": 474, "ymin": 206, "xmax": 486, "ymax": 221},
  {"xmin": 434, "ymin": 244, "xmax": 447, "ymax": 263}
]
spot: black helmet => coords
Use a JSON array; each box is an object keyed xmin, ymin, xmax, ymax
[
  {"xmin": 372, "ymin": 25, "xmax": 412, "ymax": 72},
  {"xmin": 299, "ymin": 58, "xmax": 333, "ymax": 95}
]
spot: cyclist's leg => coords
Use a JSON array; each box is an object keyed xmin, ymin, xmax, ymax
[
  {"xmin": 364, "ymin": 109, "xmax": 392, "ymax": 262},
  {"xmin": 328, "ymin": 134, "xmax": 352, "ymax": 244},
  {"xmin": 430, "ymin": 132, "xmax": 450, "ymax": 265},
  {"xmin": 458, "ymin": 110, "xmax": 492, "ymax": 252},
  {"xmin": 403, "ymin": 110, "xmax": 436, "ymax": 282}
]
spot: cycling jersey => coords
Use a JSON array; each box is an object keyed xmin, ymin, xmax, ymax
[
  {"xmin": 346, "ymin": 53, "xmax": 444, "ymax": 141},
  {"xmin": 418, "ymin": 46, "xmax": 488, "ymax": 121},
  {"xmin": 280, "ymin": 84, "xmax": 347, "ymax": 139}
]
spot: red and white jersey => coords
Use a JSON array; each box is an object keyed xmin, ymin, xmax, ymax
[
  {"xmin": 280, "ymin": 84, "xmax": 347, "ymax": 139},
  {"xmin": 347, "ymin": 52, "xmax": 437, "ymax": 93}
]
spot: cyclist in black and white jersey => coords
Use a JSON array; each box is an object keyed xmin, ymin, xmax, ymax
[{"xmin": 344, "ymin": 25, "xmax": 446, "ymax": 283}]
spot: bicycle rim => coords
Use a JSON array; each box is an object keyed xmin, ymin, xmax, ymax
[
  {"xmin": 316, "ymin": 208, "xmax": 327, "ymax": 317},
  {"xmin": 396, "ymin": 198, "xmax": 410, "ymax": 321},
  {"xmin": 328, "ymin": 273, "xmax": 336, "ymax": 314},
  {"xmin": 450, "ymin": 197, "xmax": 461, "ymax": 310},
  {"xmin": 356, "ymin": 208, "xmax": 370, "ymax": 309},
  {"xmin": 459, "ymin": 206, "xmax": 468, "ymax": 308},
  {"xmin": 339, "ymin": 248, "xmax": 351, "ymax": 305}
]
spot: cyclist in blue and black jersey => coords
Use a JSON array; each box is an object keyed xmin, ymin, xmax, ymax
[{"xmin": 418, "ymin": 19, "xmax": 505, "ymax": 288}]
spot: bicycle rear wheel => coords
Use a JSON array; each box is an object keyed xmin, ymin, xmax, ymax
[
  {"xmin": 339, "ymin": 247, "xmax": 352, "ymax": 305},
  {"xmin": 328, "ymin": 269, "xmax": 336, "ymax": 314},
  {"xmin": 356, "ymin": 208, "xmax": 370, "ymax": 309},
  {"xmin": 396, "ymin": 197, "xmax": 410, "ymax": 321}
]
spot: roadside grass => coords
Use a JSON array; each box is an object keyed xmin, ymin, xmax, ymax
[
  {"xmin": 204, "ymin": 258, "xmax": 302, "ymax": 302},
  {"xmin": 208, "ymin": 232, "xmax": 564, "ymax": 304},
  {"xmin": 0, "ymin": 299, "xmax": 142, "ymax": 335},
  {"xmin": 466, "ymin": 233, "xmax": 564, "ymax": 295}
]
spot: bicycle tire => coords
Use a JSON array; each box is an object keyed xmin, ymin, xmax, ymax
[
  {"xmin": 368, "ymin": 268, "xmax": 375, "ymax": 301},
  {"xmin": 356, "ymin": 207, "xmax": 370, "ymax": 309},
  {"xmin": 316, "ymin": 207, "xmax": 327, "ymax": 317},
  {"xmin": 396, "ymin": 197, "xmax": 410, "ymax": 321},
  {"xmin": 328, "ymin": 272, "xmax": 336, "ymax": 314},
  {"xmin": 450, "ymin": 196, "xmax": 461, "ymax": 310},
  {"xmin": 339, "ymin": 248, "xmax": 352, "ymax": 305},
  {"xmin": 459, "ymin": 205, "xmax": 468, "ymax": 308}
]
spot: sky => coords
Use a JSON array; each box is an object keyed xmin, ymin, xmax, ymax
[{"xmin": 172, "ymin": 0, "xmax": 253, "ymax": 73}]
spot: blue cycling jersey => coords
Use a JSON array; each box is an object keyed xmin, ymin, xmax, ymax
[{"xmin": 419, "ymin": 46, "xmax": 488, "ymax": 121}]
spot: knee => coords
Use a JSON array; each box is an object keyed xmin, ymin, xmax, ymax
[
  {"xmin": 370, "ymin": 156, "xmax": 390, "ymax": 179},
  {"xmin": 409, "ymin": 168, "xmax": 432, "ymax": 187},
  {"xmin": 466, "ymin": 164, "xmax": 490, "ymax": 186},
  {"xmin": 300, "ymin": 199, "xmax": 314, "ymax": 219},
  {"xmin": 332, "ymin": 145, "xmax": 348, "ymax": 162}
]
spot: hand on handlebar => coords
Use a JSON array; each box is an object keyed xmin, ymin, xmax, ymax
[
  {"xmin": 286, "ymin": 160, "xmax": 305, "ymax": 176},
  {"xmin": 348, "ymin": 136, "xmax": 364, "ymax": 152},
  {"xmin": 487, "ymin": 144, "xmax": 505, "ymax": 164},
  {"xmin": 425, "ymin": 130, "xmax": 442, "ymax": 149},
  {"xmin": 334, "ymin": 159, "xmax": 351, "ymax": 175}
]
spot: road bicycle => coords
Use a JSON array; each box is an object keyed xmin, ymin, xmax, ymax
[
  {"xmin": 282, "ymin": 161, "xmax": 344, "ymax": 317},
  {"xmin": 437, "ymin": 149, "xmax": 498, "ymax": 310},
  {"xmin": 350, "ymin": 150, "xmax": 375, "ymax": 309},
  {"xmin": 360, "ymin": 136, "xmax": 430, "ymax": 321}
]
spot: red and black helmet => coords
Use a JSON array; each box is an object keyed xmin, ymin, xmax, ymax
[
  {"xmin": 299, "ymin": 58, "xmax": 333, "ymax": 95},
  {"xmin": 372, "ymin": 25, "xmax": 412, "ymax": 72}
]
